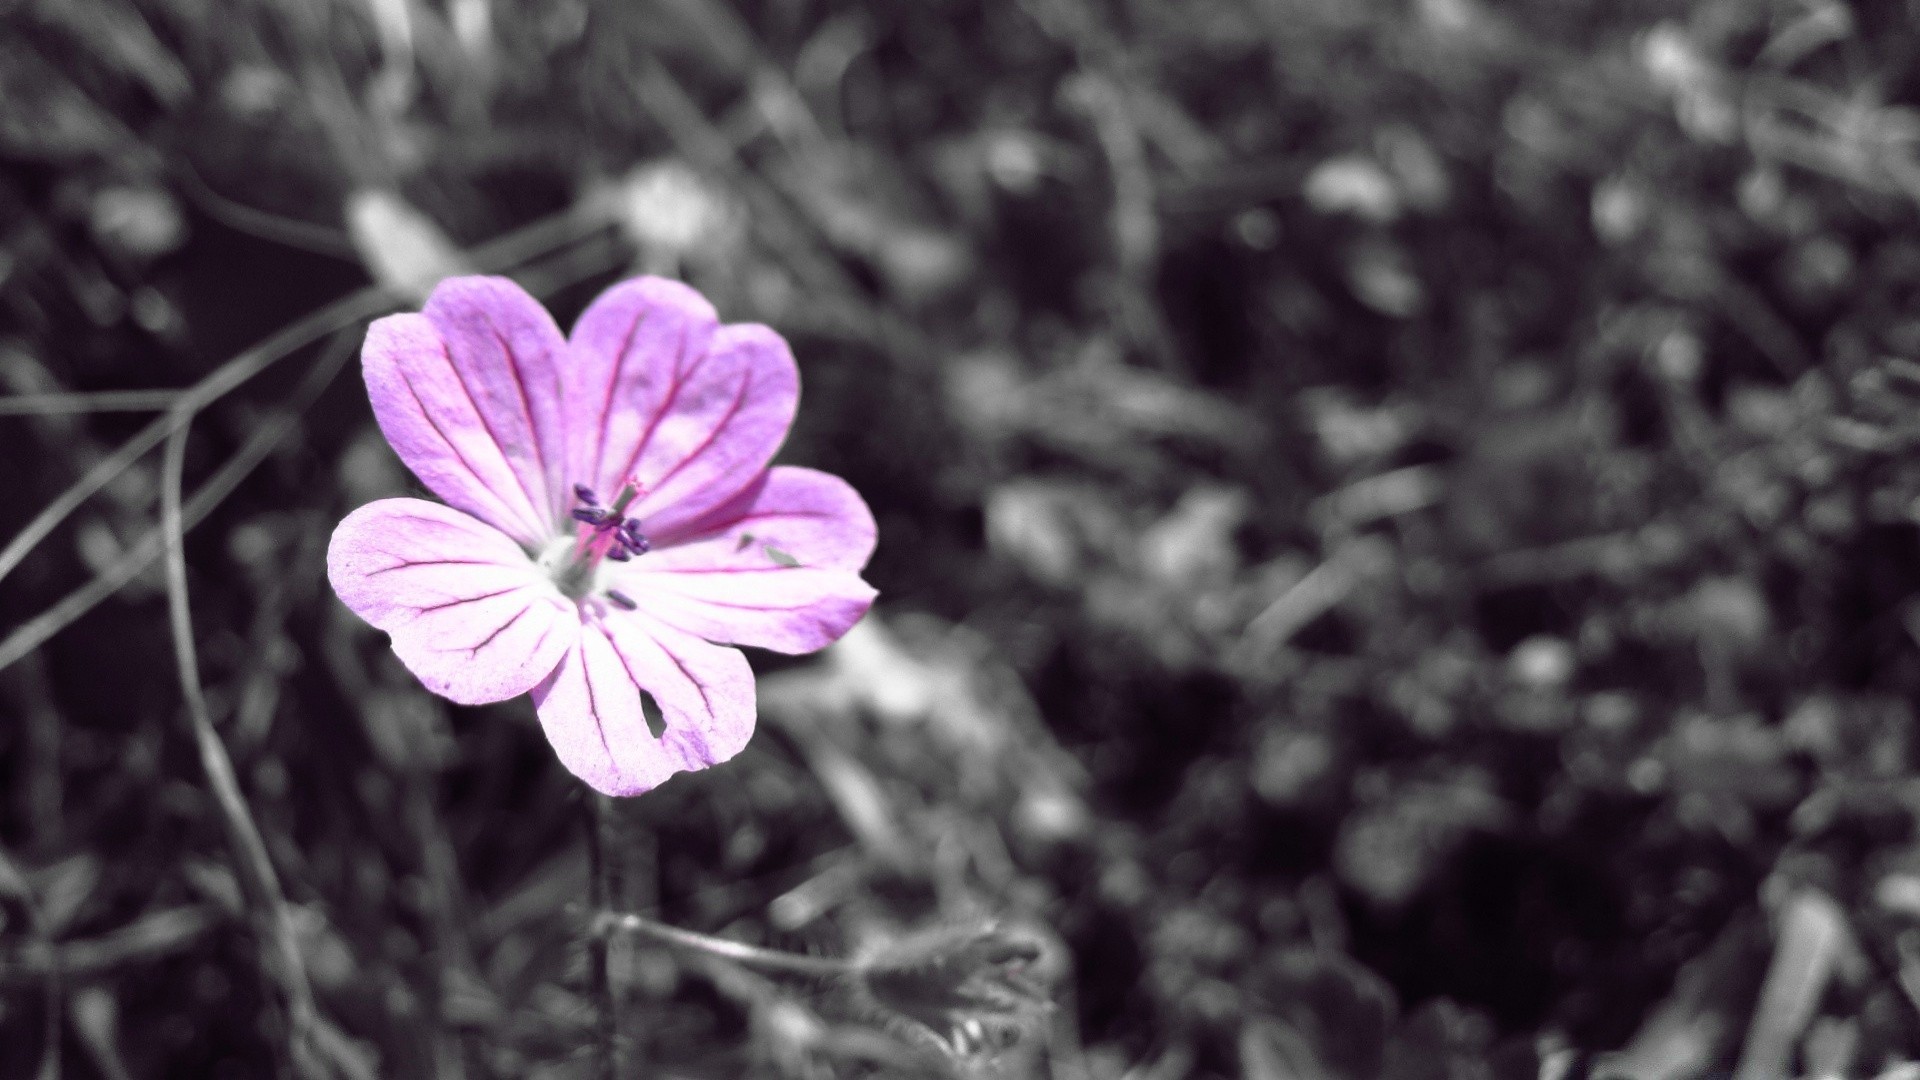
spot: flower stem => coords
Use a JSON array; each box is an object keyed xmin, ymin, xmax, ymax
[
  {"xmin": 585, "ymin": 795, "xmax": 619, "ymax": 1080},
  {"xmin": 594, "ymin": 910, "xmax": 850, "ymax": 979}
]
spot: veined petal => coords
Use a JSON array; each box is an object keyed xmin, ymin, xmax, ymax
[
  {"xmin": 615, "ymin": 559, "xmax": 877, "ymax": 656},
  {"xmin": 651, "ymin": 466, "xmax": 878, "ymax": 573},
  {"xmin": 565, "ymin": 277, "xmax": 720, "ymax": 497},
  {"xmin": 531, "ymin": 610, "xmax": 756, "ymax": 796},
  {"xmin": 362, "ymin": 276, "xmax": 570, "ymax": 545},
  {"xmin": 586, "ymin": 316, "xmax": 799, "ymax": 539},
  {"xmin": 327, "ymin": 498, "xmax": 578, "ymax": 704}
]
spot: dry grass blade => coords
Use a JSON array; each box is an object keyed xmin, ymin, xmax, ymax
[
  {"xmin": 0, "ymin": 203, "xmax": 612, "ymax": 592},
  {"xmin": 173, "ymin": 159, "xmax": 360, "ymax": 259},
  {"xmin": 0, "ymin": 288, "xmax": 391, "ymax": 588},
  {"xmin": 1234, "ymin": 548, "xmax": 1380, "ymax": 665},
  {"xmin": 0, "ymin": 235, "xmax": 636, "ymax": 1080},
  {"xmin": 0, "ymin": 208, "xmax": 620, "ymax": 675},
  {"xmin": 159, "ymin": 420, "xmax": 323, "ymax": 1078},
  {"xmin": 2, "ymin": 906, "xmax": 216, "ymax": 984},
  {"xmin": 596, "ymin": 909, "xmax": 846, "ymax": 978},
  {"xmin": 626, "ymin": 56, "xmax": 936, "ymax": 367},
  {"xmin": 0, "ymin": 391, "xmax": 182, "ymax": 416},
  {"xmin": 629, "ymin": 57, "xmax": 851, "ymax": 296},
  {"xmin": 0, "ymin": 329, "xmax": 358, "ymax": 674}
]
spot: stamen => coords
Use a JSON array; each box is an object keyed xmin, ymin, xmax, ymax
[
  {"xmin": 555, "ymin": 478, "xmax": 652, "ymax": 597},
  {"xmin": 606, "ymin": 589, "xmax": 637, "ymax": 610}
]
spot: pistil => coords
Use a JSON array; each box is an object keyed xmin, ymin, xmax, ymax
[{"xmin": 550, "ymin": 480, "xmax": 654, "ymax": 599}]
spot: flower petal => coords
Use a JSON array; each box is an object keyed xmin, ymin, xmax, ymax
[
  {"xmin": 652, "ymin": 466, "xmax": 878, "ymax": 572},
  {"xmin": 614, "ymin": 559, "xmax": 877, "ymax": 656},
  {"xmin": 362, "ymin": 276, "xmax": 570, "ymax": 545},
  {"xmin": 564, "ymin": 276, "xmax": 721, "ymax": 497},
  {"xmin": 327, "ymin": 498, "xmax": 578, "ymax": 704},
  {"xmin": 576, "ymin": 305, "xmax": 799, "ymax": 538},
  {"xmin": 531, "ymin": 610, "xmax": 756, "ymax": 796}
]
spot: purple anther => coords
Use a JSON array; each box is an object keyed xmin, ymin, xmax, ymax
[
  {"xmin": 606, "ymin": 546, "xmax": 632, "ymax": 562},
  {"xmin": 571, "ymin": 507, "xmax": 610, "ymax": 525},
  {"xmin": 618, "ymin": 519, "xmax": 651, "ymax": 554},
  {"xmin": 606, "ymin": 589, "xmax": 637, "ymax": 610},
  {"xmin": 573, "ymin": 484, "xmax": 600, "ymax": 506}
]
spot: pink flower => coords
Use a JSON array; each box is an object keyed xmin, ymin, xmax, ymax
[{"xmin": 327, "ymin": 276, "xmax": 877, "ymax": 795}]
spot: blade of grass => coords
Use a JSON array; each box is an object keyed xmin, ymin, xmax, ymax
[
  {"xmin": 594, "ymin": 908, "xmax": 847, "ymax": 978},
  {"xmin": 0, "ymin": 203, "xmax": 612, "ymax": 591},
  {"xmin": 0, "ymin": 288, "xmax": 390, "ymax": 589},
  {"xmin": 0, "ymin": 327, "xmax": 359, "ymax": 674},
  {"xmin": 174, "ymin": 159, "xmax": 360, "ymax": 260},
  {"xmin": 0, "ymin": 209, "xmax": 619, "ymax": 675},
  {"xmin": 0, "ymin": 906, "xmax": 215, "ymax": 984},
  {"xmin": 0, "ymin": 391, "xmax": 182, "ymax": 416},
  {"xmin": 160, "ymin": 419, "xmax": 324, "ymax": 1079}
]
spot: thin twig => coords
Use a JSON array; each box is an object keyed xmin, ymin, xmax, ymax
[{"xmin": 161, "ymin": 422, "xmax": 321, "ymax": 1078}]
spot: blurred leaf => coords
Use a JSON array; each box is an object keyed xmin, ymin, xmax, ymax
[
  {"xmin": 25, "ymin": 0, "xmax": 188, "ymax": 106},
  {"xmin": 1139, "ymin": 485, "xmax": 1248, "ymax": 589},
  {"xmin": 1734, "ymin": 889, "xmax": 1853, "ymax": 1080},
  {"xmin": 596, "ymin": 158, "xmax": 745, "ymax": 270},
  {"xmin": 1304, "ymin": 155, "xmax": 1401, "ymax": 224},
  {"xmin": 344, "ymin": 189, "xmax": 468, "ymax": 302},
  {"xmin": 0, "ymin": 37, "xmax": 132, "ymax": 159},
  {"xmin": 71, "ymin": 985, "xmax": 136, "ymax": 1080},
  {"xmin": 1335, "ymin": 768, "xmax": 1510, "ymax": 907},
  {"xmin": 28, "ymin": 854, "xmax": 100, "ymax": 936},
  {"xmin": 1250, "ymin": 949, "xmax": 1397, "ymax": 1080}
]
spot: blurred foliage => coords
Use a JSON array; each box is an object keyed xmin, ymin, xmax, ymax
[{"xmin": 5, "ymin": 0, "xmax": 1920, "ymax": 1077}]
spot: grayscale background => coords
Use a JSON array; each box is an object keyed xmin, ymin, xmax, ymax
[{"xmin": 1, "ymin": 0, "xmax": 1917, "ymax": 1077}]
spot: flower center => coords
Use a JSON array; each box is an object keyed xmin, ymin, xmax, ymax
[{"xmin": 547, "ymin": 481, "xmax": 652, "ymax": 601}]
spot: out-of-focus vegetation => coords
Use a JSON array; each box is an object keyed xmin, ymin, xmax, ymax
[{"xmin": 4, "ymin": 0, "xmax": 1920, "ymax": 1076}]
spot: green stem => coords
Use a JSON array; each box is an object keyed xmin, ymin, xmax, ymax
[{"xmin": 595, "ymin": 911, "xmax": 850, "ymax": 979}]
